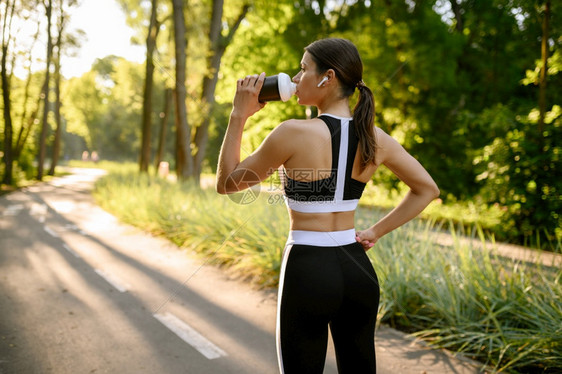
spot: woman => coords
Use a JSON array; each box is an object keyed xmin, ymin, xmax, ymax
[{"xmin": 216, "ymin": 38, "xmax": 439, "ymax": 373}]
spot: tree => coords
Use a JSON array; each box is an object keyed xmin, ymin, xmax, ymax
[
  {"xmin": 49, "ymin": 0, "xmax": 79, "ymax": 175},
  {"xmin": 538, "ymin": 0, "xmax": 551, "ymax": 133},
  {"xmin": 13, "ymin": 14, "xmax": 42, "ymax": 161},
  {"xmin": 192, "ymin": 0, "xmax": 249, "ymax": 182},
  {"xmin": 154, "ymin": 87, "xmax": 172, "ymax": 170},
  {"xmin": 1, "ymin": 0, "xmax": 16, "ymax": 185},
  {"xmin": 139, "ymin": 0, "xmax": 160, "ymax": 173},
  {"xmin": 172, "ymin": 0, "xmax": 193, "ymax": 180},
  {"xmin": 37, "ymin": 0, "xmax": 54, "ymax": 181}
]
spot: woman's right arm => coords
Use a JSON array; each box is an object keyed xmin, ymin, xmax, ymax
[
  {"xmin": 216, "ymin": 73, "xmax": 296, "ymax": 194},
  {"xmin": 355, "ymin": 128, "xmax": 440, "ymax": 250}
]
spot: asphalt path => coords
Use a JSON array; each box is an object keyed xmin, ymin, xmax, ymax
[{"xmin": 0, "ymin": 168, "xmax": 482, "ymax": 374}]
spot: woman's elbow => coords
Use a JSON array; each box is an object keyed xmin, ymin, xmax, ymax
[
  {"xmin": 215, "ymin": 177, "xmax": 228, "ymax": 195},
  {"xmin": 216, "ymin": 184, "xmax": 227, "ymax": 195},
  {"xmin": 216, "ymin": 180, "xmax": 238, "ymax": 195},
  {"xmin": 429, "ymin": 182, "xmax": 440, "ymax": 200},
  {"xmin": 417, "ymin": 181, "xmax": 440, "ymax": 201}
]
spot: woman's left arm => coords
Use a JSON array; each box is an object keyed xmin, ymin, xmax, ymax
[
  {"xmin": 355, "ymin": 128, "xmax": 440, "ymax": 249},
  {"xmin": 216, "ymin": 73, "xmax": 294, "ymax": 194}
]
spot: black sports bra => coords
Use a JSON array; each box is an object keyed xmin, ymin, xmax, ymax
[{"xmin": 283, "ymin": 114, "xmax": 367, "ymax": 213}]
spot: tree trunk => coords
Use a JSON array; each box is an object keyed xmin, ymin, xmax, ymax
[
  {"xmin": 15, "ymin": 94, "xmax": 42, "ymax": 159},
  {"xmin": 192, "ymin": 1, "xmax": 249, "ymax": 183},
  {"xmin": 172, "ymin": 0, "xmax": 193, "ymax": 180},
  {"xmin": 48, "ymin": 6, "xmax": 65, "ymax": 176},
  {"xmin": 154, "ymin": 87, "xmax": 172, "ymax": 171},
  {"xmin": 48, "ymin": 89, "xmax": 62, "ymax": 175},
  {"xmin": 48, "ymin": 52, "xmax": 62, "ymax": 175},
  {"xmin": 37, "ymin": 0, "xmax": 53, "ymax": 181},
  {"xmin": 1, "ymin": 0, "xmax": 15, "ymax": 186},
  {"xmin": 449, "ymin": 0, "xmax": 463, "ymax": 33},
  {"xmin": 1, "ymin": 42, "xmax": 13, "ymax": 186},
  {"xmin": 538, "ymin": 0, "xmax": 550, "ymax": 135},
  {"xmin": 14, "ymin": 16, "xmax": 41, "ymax": 163},
  {"xmin": 139, "ymin": 0, "xmax": 159, "ymax": 173}
]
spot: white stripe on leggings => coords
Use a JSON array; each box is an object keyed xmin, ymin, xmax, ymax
[{"xmin": 276, "ymin": 243, "xmax": 294, "ymax": 374}]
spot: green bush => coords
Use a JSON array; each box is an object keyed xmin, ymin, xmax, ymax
[{"xmin": 475, "ymin": 106, "xmax": 562, "ymax": 247}]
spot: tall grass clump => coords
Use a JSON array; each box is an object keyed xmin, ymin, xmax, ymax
[
  {"xmin": 94, "ymin": 168, "xmax": 561, "ymax": 372},
  {"xmin": 93, "ymin": 167, "xmax": 289, "ymax": 287},
  {"xmin": 361, "ymin": 208, "xmax": 562, "ymax": 373}
]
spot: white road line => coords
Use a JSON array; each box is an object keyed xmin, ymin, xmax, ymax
[
  {"xmin": 3, "ymin": 204, "xmax": 24, "ymax": 216},
  {"xmin": 153, "ymin": 312, "xmax": 227, "ymax": 360},
  {"xmin": 44, "ymin": 226, "xmax": 59, "ymax": 238},
  {"xmin": 50, "ymin": 201, "xmax": 75, "ymax": 213},
  {"xmin": 63, "ymin": 244, "xmax": 80, "ymax": 258},
  {"xmin": 94, "ymin": 269, "xmax": 129, "ymax": 293},
  {"xmin": 30, "ymin": 203, "xmax": 47, "ymax": 223}
]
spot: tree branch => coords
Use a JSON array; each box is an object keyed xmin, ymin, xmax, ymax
[
  {"xmin": 222, "ymin": 3, "xmax": 250, "ymax": 47},
  {"xmin": 449, "ymin": 0, "xmax": 463, "ymax": 33}
]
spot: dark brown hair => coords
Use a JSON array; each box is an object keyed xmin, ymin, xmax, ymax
[{"xmin": 305, "ymin": 38, "xmax": 376, "ymax": 168}]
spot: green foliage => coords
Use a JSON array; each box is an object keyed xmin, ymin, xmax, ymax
[
  {"xmin": 62, "ymin": 71, "xmax": 104, "ymax": 147},
  {"xmin": 0, "ymin": 153, "xmax": 35, "ymax": 187},
  {"xmin": 94, "ymin": 165, "xmax": 562, "ymax": 373},
  {"xmin": 0, "ymin": 71, "xmax": 43, "ymax": 181},
  {"xmin": 475, "ymin": 106, "xmax": 562, "ymax": 244},
  {"xmin": 62, "ymin": 56, "xmax": 174, "ymax": 162}
]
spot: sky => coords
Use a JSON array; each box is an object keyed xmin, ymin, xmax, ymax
[
  {"xmin": 61, "ymin": 0, "xmax": 145, "ymax": 78},
  {"xmin": 14, "ymin": 0, "xmax": 145, "ymax": 79}
]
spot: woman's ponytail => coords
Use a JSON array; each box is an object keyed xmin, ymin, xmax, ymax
[{"xmin": 353, "ymin": 83, "xmax": 376, "ymax": 169}]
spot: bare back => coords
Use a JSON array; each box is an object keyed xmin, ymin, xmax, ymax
[{"xmin": 281, "ymin": 116, "xmax": 380, "ymax": 232}]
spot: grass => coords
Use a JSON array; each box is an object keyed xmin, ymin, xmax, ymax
[
  {"xmin": 92, "ymin": 165, "xmax": 562, "ymax": 373},
  {"xmin": 93, "ymin": 164, "xmax": 288, "ymax": 287},
  {"xmin": 0, "ymin": 163, "xmax": 73, "ymax": 196},
  {"xmin": 369, "ymin": 219, "xmax": 562, "ymax": 372}
]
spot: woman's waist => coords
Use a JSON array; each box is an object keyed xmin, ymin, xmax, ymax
[
  {"xmin": 289, "ymin": 209, "xmax": 355, "ymax": 232},
  {"xmin": 287, "ymin": 228, "xmax": 357, "ymax": 247}
]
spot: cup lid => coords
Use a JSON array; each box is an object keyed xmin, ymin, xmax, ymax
[{"xmin": 278, "ymin": 72, "xmax": 296, "ymax": 102}]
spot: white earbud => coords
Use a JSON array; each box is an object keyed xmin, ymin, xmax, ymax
[{"xmin": 317, "ymin": 76, "xmax": 328, "ymax": 87}]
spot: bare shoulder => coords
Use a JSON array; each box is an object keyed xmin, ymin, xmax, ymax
[
  {"xmin": 374, "ymin": 126, "xmax": 404, "ymax": 164},
  {"xmin": 266, "ymin": 119, "xmax": 299, "ymax": 143},
  {"xmin": 270, "ymin": 118, "xmax": 323, "ymax": 139},
  {"xmin": 278, "ymin": 118, "xmax": 322, "ymax": 130},
  {"xmin": 374, "ymin": 126, "xmax": 393, "ymax": 143}
]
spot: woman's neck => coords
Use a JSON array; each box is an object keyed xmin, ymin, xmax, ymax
[{"xmin": 317, "ymin": 97, "xmax": 351, "ymax": 118}]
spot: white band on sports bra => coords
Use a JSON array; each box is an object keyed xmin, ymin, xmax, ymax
[
  {"xmin": 286, "ymin": 228, "xmax": 357, "ymax": 247},
  {"xmin": 284, "ymin": 196, "xmax": 360, "ymax": 213}
]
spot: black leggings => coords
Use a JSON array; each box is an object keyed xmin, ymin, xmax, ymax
[{"xmin": 276, "ymin": 241, "xmax": 380, "ymax": 373}]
